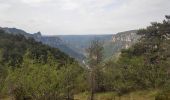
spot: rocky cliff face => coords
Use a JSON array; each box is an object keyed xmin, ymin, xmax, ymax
[
  {"xmin": 112, "ymin": 32, "xmax": 137, "ymax": 42},
  {"xmin": 111, "ymin": 30, "xmax": 139, "ymax": 49},
  {"xmin": 103, "ymin": 30, "xmax": 140, "ymax": 60}
]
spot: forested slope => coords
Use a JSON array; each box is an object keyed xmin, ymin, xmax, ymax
[
  {"xmin": 0, "ymin": 27, "xmax": 85, "ymax": 62},
  {"xmin": 0, "ymin": 30, "xmax": 86, "ymax": 100},
  {"xmin": 101, "ymin": 16, "xmax": 170, "ymax": 99}
]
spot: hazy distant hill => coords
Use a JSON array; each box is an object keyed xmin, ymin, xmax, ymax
[
  {"xmin": 1, "ymin": 27, "xmax": 32, "ymax": 37},
  {"xmin": 58, "ymin": 31, "xmax": 140, "ymax": 60},
  {"xmin": 37, "ymin": 36, "xmax": 85, "ymax": 62},
  {"xmin": 1, "ymin": 27, "xmax": 85, "ymax": 62},
  {"xmin": 0, "ymin": 29, "xmax": 75, "ymax": 67},
  {"xmin": 58, "ymin": 35, "xmax": 113, "ymax": 56},
  {"xmin": 1, "ymin": 27, "xmax": 140, "ymax": 62}
]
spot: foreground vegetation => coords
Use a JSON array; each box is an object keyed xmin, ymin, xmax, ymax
[
  {"xmin": 0, "ymin": 16, "xmax": 170, "ymax": 100},
  {"xmin": 0, "ymin": 31, "xmax": 87, "ymax": 99},
  {"xmin": 82, "ymin": 16, "xmax": 170, "ymax": 100},
  {"xmin": 75, "ymin": 90, "xmax": 158, "ymax": 100}
]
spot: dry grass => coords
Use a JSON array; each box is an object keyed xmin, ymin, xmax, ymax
[
  {"xmin": 1, "ymin": 90, "xmax": 158, "ymax": 100},
  {"xmin": 0, "ymin": 96, "xmax": 14, "ymax": 100},
  {"xmin": 74, "ymin": 90, "xmax": 158, "ymax": 100}
]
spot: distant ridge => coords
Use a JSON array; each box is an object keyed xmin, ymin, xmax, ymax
[
  {"xmin": 1, "ymin": 27, "xmax": 85, "ymax": 62},
  {"xmin": 1, "ymin": 27, "xmax": 140, "ymax": 61}
]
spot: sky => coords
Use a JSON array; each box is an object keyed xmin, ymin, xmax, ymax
[{"xmin": 0, "ymin": 0, "xmax": 170, "ymax": 35}]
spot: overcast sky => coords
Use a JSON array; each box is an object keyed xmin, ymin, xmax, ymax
[{"xmin": 0, "ymin": 0, "xmax": 169, "ymax": 35}]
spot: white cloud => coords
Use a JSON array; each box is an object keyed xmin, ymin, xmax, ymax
[
  {"xmin": 21, "ymin": 0, "xmax": 51, "ymax": 4},
  {"xmin": 0, "ymin": 3, "xmax": 11, "ymax": 12},
  {"xmin": 60, "ymin": 0, "xmax": 79, "ymax": 11},
  {"xmin": 0, "ymin": 0, "xmax": 170, "ymax": 35}
]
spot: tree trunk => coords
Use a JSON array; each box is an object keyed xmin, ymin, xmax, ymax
[{"xmin": 90, "ymin": 70, "xmax": 95, "ymax": 100}]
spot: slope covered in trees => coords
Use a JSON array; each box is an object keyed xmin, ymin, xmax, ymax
[
  {"xmin": 0, "ymin": 30, "xmax": 86, "ymax": 100},
  {"xmin": 100, "ymin": 16, "xmax": 170, "ymax": 99},
  {"xmin": 0, "ymin": 27, "xmax": 85, "ymax": 63},
  {"xmin": 0, "ymin": 29, "xmax": 75, "ymax": 67},
  {"xmin": 75, "ymin": 16, "xmax": 170, "ymax": 100}
]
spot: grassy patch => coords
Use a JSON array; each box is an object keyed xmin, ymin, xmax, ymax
[{"xmin": 74, "ymin": 90, "xmax": 158, "ymax": 100}]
